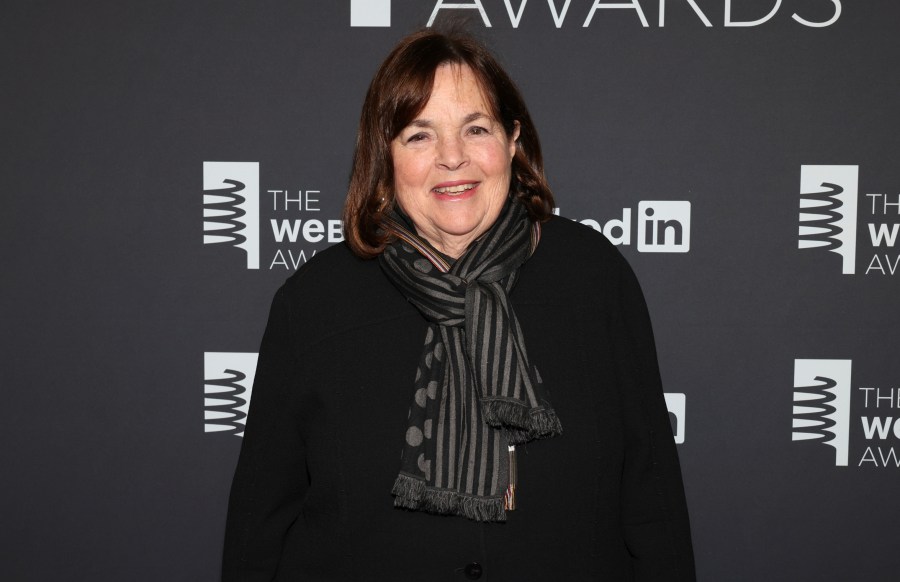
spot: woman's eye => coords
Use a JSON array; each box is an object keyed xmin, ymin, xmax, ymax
[
  {"xmin": 467, "ymin": 126, "xmax": 490, "ymax": 135},
  {"xmin": 406, "ymin": 132, "xmax": 428, "ymax": 143}
]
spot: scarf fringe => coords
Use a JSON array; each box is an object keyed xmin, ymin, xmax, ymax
[
  {"xmin": 392, "ymin": 473, "xmax": 506, "ymax": 522},
  {"xmin": 482, "ymin": 400, "xmax": 563, "ymax": 445},
  {"xmin": 392, "ymin": 472, "xmax": 426, "ymax": 504}
]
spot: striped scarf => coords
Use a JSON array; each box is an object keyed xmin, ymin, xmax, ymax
[{"xmin": 379, "ymin": 199, "xmax": 562, "ymax": 522}]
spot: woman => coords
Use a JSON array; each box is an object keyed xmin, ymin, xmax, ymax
[{"xmin": 223, "ymin": 30, "xmax": 695, "ymax": 581}]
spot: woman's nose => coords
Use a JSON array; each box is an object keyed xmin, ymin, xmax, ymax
[{"xmin": 436, "ymin": 135, "xmax": 468, "ymax": 170}]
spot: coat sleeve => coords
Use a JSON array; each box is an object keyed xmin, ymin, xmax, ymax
[
  {"xmin": 612, "ymin": 255, "xmax": 696, "ymax": 581},
  {"xmin": 222, "ymin": 285, "xmax": 308, "ymax": 581}
]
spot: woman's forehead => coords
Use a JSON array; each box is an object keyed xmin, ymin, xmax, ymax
[{"xmin": 414, "ymin": 63, "xmax": 498, "ymax": 121}]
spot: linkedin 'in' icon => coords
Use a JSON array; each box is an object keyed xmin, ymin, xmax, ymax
[{"xmin": 637, "ymin": 201, "xmax": 691, "ymax": 253}]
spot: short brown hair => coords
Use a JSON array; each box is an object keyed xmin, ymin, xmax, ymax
[{"xmin": 342, "ymin": 29, "xmax": 555, "ymax": 258}]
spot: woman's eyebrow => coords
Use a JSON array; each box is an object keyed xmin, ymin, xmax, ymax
[
  {"xmin": 408, "ymin": 112, "xmax": 490, "ymax": 128},
  {"xmin": 461, "ymin": 112, "xmax": 489, "ymax": 124}
]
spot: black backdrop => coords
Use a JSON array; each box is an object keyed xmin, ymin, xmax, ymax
[{"xmin": 4, "ymin": 1, "xmax": 899, "ymax": 580}]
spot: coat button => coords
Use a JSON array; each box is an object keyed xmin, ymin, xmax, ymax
[{"xmin": 464, "ymin": 562, "xmax": 483, "ymax": 580}]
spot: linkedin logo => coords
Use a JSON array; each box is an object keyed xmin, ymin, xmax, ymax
[
  {"xmin": 637, "ymin": 201, "xmax": 691, "ymax": 253},
  {"xmin": 571, "ymin": 200, "xmax": 692, "ymax": 253}
]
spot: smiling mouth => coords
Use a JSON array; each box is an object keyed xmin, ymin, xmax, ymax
[{"xmin": 432, "ymin": 183, "xmax": 478, "ymax": 195}]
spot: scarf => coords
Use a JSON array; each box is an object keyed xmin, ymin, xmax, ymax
[{"xmin": 378, "ymin": 199, "xmax": 562, "ymax": 522}]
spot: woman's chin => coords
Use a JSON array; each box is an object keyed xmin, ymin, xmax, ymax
[{"xmin": 427, "ymin": 221, "xmax": 486, "ymax": 244}]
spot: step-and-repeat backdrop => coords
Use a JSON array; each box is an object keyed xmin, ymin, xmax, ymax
[{"xmin": 4, "ymin": 1, "xmax": 898, "ymax": 580}]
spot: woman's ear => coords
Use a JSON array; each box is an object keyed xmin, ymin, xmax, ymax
[{"xmin": 509, "ymin": 120, "xmax": 521, "ymax": 158}]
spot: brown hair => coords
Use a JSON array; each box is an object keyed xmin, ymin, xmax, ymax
[{"xmin": 342, "ymin": 29, "xmax": 555, "ymax": 258}]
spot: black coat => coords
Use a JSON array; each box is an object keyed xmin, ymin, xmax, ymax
[{"xmin": 223, "ymin": 216, "xmax": 695, "ymax": 581}]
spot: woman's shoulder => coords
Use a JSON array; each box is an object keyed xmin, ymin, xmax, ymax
[
  {"xmin": 274, "ymin": 242, "xmax": 413, "ymax": 332},
  {"xmin": 282, "ymin": 242, "xmax": 376, "ymax": 288},
  {"xmin": 513, "ymin": 214, "xmax": 638, "ymax": 305},
  {"xmin": 275, "ymin": 242, "xmax": 390, "ymax": 306},
  {"xmin": 538, "ymin": 214, "xmax": 627, "ymax": 268}
]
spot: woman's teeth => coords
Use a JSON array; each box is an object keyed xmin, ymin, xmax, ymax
[{"xmin": 433, "ymin": 183, "xmax": 476, "ymax": 194}]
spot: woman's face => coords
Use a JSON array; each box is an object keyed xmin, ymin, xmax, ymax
[{"xmin": 391, "ymin": 64, "xmax": 519, "ymax": 258}]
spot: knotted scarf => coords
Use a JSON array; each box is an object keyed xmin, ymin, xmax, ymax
[{"xmin": 378, "ymin": 199, "xmax": 562, "ymax": 522}]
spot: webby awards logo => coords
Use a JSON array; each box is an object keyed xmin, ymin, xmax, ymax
[
  {"xmin": 792, "ymin": 359, "xmax": 900, "ymax": 468},
  {"xmin": 561, "ymin": 200, "xmax": 691, "ymax": 253},
  {"xmin": 203, "ymin": 162, "xmax": 260, "ymax": 269},
  {"xmin": 202, "ymin": 162, "xmax": 343, "ymax": 270},
  {"xmin": 350, "ymin": 0, "xmax": 842, "ymax": 29},
  {"xmin": 665, "ymin": 393, "xmax": 686, "ymax": 444},
  {"xmin": 792, "ymin": 359, "xmax": 851, "ymax": 466},
  {"xmin": 204, "ymin": 352, "xmax": 258, "ymax": 437},
  {"xmin": 797, "ymin": 165, "xmax": 900, "ymax": 276}
]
